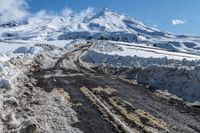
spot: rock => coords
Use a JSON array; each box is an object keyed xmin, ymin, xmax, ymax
[
  {"xmin": 1, "ymin": 79, "xmax": 12, "ymax": 90},
  {"xmin": 24, "ymin": 91, "xmax": 31, "ymax": 96}
]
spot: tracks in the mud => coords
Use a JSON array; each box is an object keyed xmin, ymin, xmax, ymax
[{"xmin": 35, "ymin": 43, "xmax": 200, "ymax": 133}]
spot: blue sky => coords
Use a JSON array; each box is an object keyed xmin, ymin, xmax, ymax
[{"xmin": 27, "ymin": 0, "xmax": 200, "ymax": 35}]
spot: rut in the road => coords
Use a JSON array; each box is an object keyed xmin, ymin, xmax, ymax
[{"xmin": 80, "ymin": 86, "xmax": 169, "ymax": 133}]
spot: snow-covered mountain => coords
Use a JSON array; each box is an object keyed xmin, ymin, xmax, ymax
[
  {"xmin": 1, "ymin": 8, "xmax": 200, "ymax": 55},
  {"xmin": 1, "ymin": 8, "xmax": 200, "ymax": 132}
]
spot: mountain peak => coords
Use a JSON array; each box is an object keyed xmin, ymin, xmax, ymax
[
  {"xmin": 102, "ymin": 7, "xmax": 109, "ymax": 12},
  {"xmin": 92, "ymin": 7, "xmax": 123, "ymax": 20},
  {"xmin": 98, "ymin": 7, "xmax": 113, "ymax": 16},
  {"xmin": 0, "ymin": 8, "xmax": 183, "ymax": 41}
]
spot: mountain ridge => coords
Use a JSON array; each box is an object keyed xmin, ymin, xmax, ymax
[{"xmin": 1, "ymin": 8, "xmax": 200, "ymax": 55}]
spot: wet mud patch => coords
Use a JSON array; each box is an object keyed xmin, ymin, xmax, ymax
[{"xmin": 35, "ymin": 71, "xmax": 117, "ymax": 133}]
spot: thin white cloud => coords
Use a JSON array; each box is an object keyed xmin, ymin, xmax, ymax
[
  {"xmin": 0, "ymin": 1, "xmax": 93, "ymax": 25},
  {"xmin": 74, "ymin": 7, "xmax": 94, "ymax": 21},
  {"xmin": 0, "ymin": 0, "xmax": 29, "ymax": 24},
  {"xmin": 62, "ymin": 8, "xmax": 73, "ymax": 16},
  {"xmin": 171, "ymin": 19, "xmax": 186, "ymax": 25}
]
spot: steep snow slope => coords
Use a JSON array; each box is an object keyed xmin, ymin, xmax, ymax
[{"xmin": 1, "ymin": 8, "xmax": 200, "ymax": 55}]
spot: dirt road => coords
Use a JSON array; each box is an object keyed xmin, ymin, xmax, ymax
[{"xmin": 35, "ymin": 42, "xmax": 200, "ymax": 133}]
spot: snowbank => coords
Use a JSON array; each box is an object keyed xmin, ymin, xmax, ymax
[
  {"xmin": 0, "ymin": 46, "xmax": 43, "ymax": 89},
  {"xmin": 82, "ymin": 41, "xmax": 200, "ymax": 103},
  {"xmin": 83, "ymin": 50, "xmax": 200, "ymax": 67},
  {"xmin": 138, "ymin": 65, "xmax": 200, "ymax": 102},
  {"xmin": 82, "ymin": 50, "xmax": 200, "ymax": 102}
]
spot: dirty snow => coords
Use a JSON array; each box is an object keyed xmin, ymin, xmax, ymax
[{"xmin": 0, "ymin": 40, "xmax": 81, "ymax": 132}]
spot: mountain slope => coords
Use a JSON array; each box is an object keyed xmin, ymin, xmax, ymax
[{"xmin": 1, "ymin": 8, "xmax": 200, "ymax": 55}]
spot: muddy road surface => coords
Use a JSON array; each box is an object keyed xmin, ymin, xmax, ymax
[{"xmin": 35, "ymin": 42, "xmax": 200, "ymax": 133}]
